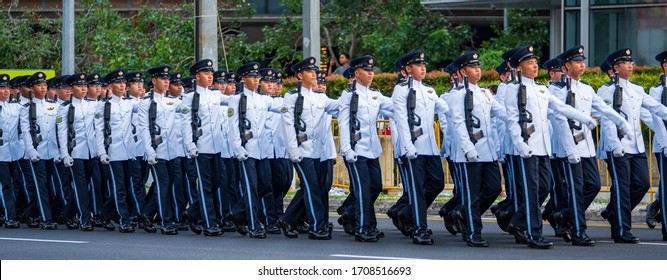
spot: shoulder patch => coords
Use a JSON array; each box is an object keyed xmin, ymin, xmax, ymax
[
  {"xmin": 95, "ymin": 113, "xmax": 102, "ymax": 119},
  {"xmin": 227, "ymin": 107, "xmax": 234, "ymax": 117},
  {"xmin": 603, "ymin": 99, "xmax": 612, "ymax": 105},
  {"xmin": 55, "ymin": 117, "xmax": 62, "ymax": 123},
  {"xmin": 280, "ymin": 107, "xmax": 288, "ymax": 113},
  {"xmin": 181, "ymin": 107, "xmax": 190, "ymax": 114}
]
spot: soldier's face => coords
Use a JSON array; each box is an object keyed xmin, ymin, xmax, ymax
[
  {"xmin": 298, "ymin": 69, "xmax": 317, "ymax": 88},
  {"xmin": 273, "ymin": 83, "xmax": 282, "ymax": 96},
  {"xmin": 31, "ymin": 82, "xmax": 48, "ymax": 99},
  {"xmin": 260, "ymin": 80, "xmax": 274, "ymax": 94},
  {"xmin": 406, "ymin": 64, "xmax": 427, "ymax": 81},
  {"xmin": 128, "ymin": 82, "xmax": 142, "ymax": 97},
  {"xmin": 549, "ymin": 70, "xmax": 563, "ymax": 82},
  {"xmin": 499, "ymin": 72, "xmax": 510, "ymax": 82},
  {"xmin": 19, "ymin": 86, "xmax": 30, "ymax": 98},
  {"xmin": 196, "ymin": 70, "xmax": 213, "ymax": 87},
  {"xmin": 110, "ymin": 81, "xmax": 126, "ymax": 96},
  {"xmin": 318, "ymin": 83, "xmax": 327, "ymax": 93},
  {"xmin": 354, "ymin": 68, "xmax": 374, "ymax": 87},
  {"xmin": 614, "ymin": 61, "xmax": 633, "ymax": 80},
  {"xmin": 518, "ymin": 58, "xmax": 539, "ymax": 79},
  {"xmin": 71, "ymin": 84, "xmax": 87, "ymax": 99},
  {"xmin": 57, "ymin": 86, "xmax": 71, "ymax": 101},
  {"xmin": 47, "ymin": 88, "xmax": 57, "ymax": 100},
  {"xmin": 225, "ymin": 82, "xmax": 236, "ymax": 95},
  {"xmin": 87, "ymin": 85, "xmax": 101, "ymax": 99},
  {"xmin": 566, "ymin": 60, "xmax": 586, "ymax": 78},
  {"xmin": 153, "ymin": 77, "xmax": 170, "ymax": 94},
  {"xmin": 169, "ymin": 83, "xmax": 182, "ymax": 97},
  {"xmin": 462, "ymin": 65, "xmax": 481, "ymax": 84},
  {"xmin": 242, "ymin": 76, "xmax": 260, "ymax": 92},
  {"xmin": 0, "ymin": 86, "xmax": 9, "ymax": 101},
  {"xmin": 212, "ymin": 81, "xmax": 225, "ymax": 91}
]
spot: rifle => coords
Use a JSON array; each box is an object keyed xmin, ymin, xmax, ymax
[
  {"xmin": 238, "ymin": 81, "xmax": 252, "ymax": 147},
  {"xmin": 349, "ymin": 80, "xmax": 361, "ymax": 149},
  {"xmin": 517, "ymin": 71, "xmax": 535, "ymax": 143},
  {"xmin": 406, "ymin": 76, "xmax": 423, "ymax": 142},
  {"xmin": 191, "ymin": 79, "xmax": 202, "ymax": 143},
  {"xmin": 103, "ymin": 98, "xmax": 112, "ymax": 153},
  {"xmin": 612, "ymin": 71, "xmax": 627, "ymax": 139},
  {"xmin": 148, "ymin": 90, "xmax": 162, "ymax": 149},
  {"xmin": 453, "ymin": 75, "xmax": 460, "ymax": 88},
  {"xmin": 67, "ymin": 93, "xmax": 76, "ymax": 153},
  {"xmin": 463, "ymin": 76, "xmax": 482, "ymax": 144},
  {"xmin": 565, "ymin": 77, "xmax": 584, "ymax": 144},
  {"xmin": 294, "ymin": 81, "xmax": 307, "ymax": 145},
  {"xmin": 28, "ymin": 91, "xmax": 42, "ymax": 148}
]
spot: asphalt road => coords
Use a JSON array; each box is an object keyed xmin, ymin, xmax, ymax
[{"xmin": 0, "ymin": 215, "xmax": 664, "ymax": 260}]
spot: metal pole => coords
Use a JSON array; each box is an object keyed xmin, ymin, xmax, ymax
[
  {"xmin": 195, "ymin": 0, "xmax": 218, "ymax": 70},
  {"xmin": 581, "ymin": 0, "xmax": 590, "ymax": 66},
  {"xmin": 303, "ymin": 0, "xmax": 321, "ymax": 65},
  {"xmin": 62, "ymin": 0, "xmax": 75, "ymax": 75},
  {"xmin": 503, "ymin": 8, "xmax": 509, "ymax": 32}
]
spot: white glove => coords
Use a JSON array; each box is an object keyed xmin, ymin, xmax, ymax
[
  {"xmin": 620, "ymin": 123, "xmax": 633, "ymax": 142},
  {"xmin": 54, "ymin": 156, "xmax": 62, "ymax": 164},
  {"xmin": 517, "ymin": 143, "xmax": 532, "ymax": 159},
  {"xmin": 585, "ymin": 117, "xmax": 597, "ymax": 130},
  {"xmin": 466, "ymin": 150, "xmax": 479, "ymax": 162},
  {"xmin": 498, "ymin": 157, "xmax": 505, "ymax": 163},
  {"xmin": 188, "ymin": 147, "xmax": 199, "ymax": 158},
  {"xmin": 236, "ymin": 148, "xmax": 249, "ymax": 161},
  {"xmin": 612, "ymin": 147, "xmax": 625, "ymax": 158},
  {"xmin": 30, "ymin": 154, "xmax": 41, "ymax": 163},
  {"xmin": 100, "ymin": 154, "xmax": 110, "ymax": 165},
  {"xmin": 567, "ymin": 153, "xmax": 581, "ymax": 164},
  {"xmin": 345, "ymin": 151, "xmax": 357, "ymax": 163},
  {"xmin": 289, "ymin": 150, "xmax": 303, "ymax": 163},
  {"xmin": 146, "ymin": 153, "xmax": 158, "ymax": 165},
  {"xmin": 63, "ymin": 156, "xmax": 74, "ymax": 167},
  {"xmin": 405, "ymin": 145, "xmax": 418, "ymax": 160}
]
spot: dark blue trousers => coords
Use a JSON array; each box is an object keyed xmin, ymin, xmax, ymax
[
  {"xmin": 0, "ymin": 162, "xmax": 17, "ymax": 220},
  {"xmin": 68, "ymin": 159, "xmax": 95, "ymax": 224},
  {"xmin": 282, "ymin": 158, "xmax": 329, "ymax": 232},
  {"xmin": 442, "ymin": 157, "xmax": 461, "ymax": 212},
  {"xmin": 145, "ymin": 159, "xmax": 178, "ymax": 226},
  {"xmin": 189, "ymin": 153, "xmax": 222, "ymax": 229},
  {"xmin": 126, "ymin": 158, "xmax": 147, "ymax": 217},
  {"xmin": 344, "ymin": 157, "xmax": 383, "ymax": 234},
  {"xmin": 401, "ymin": 155, "xmax": 445, "ymax": 234},
  {"xmin": 256, "ymin": 159, "xmax": 277, "ymax": 226},
  {"xmin": 22, "ymin": 159, "xmax": 53, "ymax": 221},
  {"xmin": 655, "ymin": 153, "xmax": 667, "ymax": 237},
  {"xmin": 459, "ymin": 161, "xmax": 502, "ymax": 239},
  {"xmin": 234, "ymin": 158, "xmax": 264, "ymax": 231},
  {"xmin": 269, "ymin": 158, "xmax": 292, "ymax": 216},
  {"xmin": 52, "ymin": 161, "xmax": 75, "ymax": 220},
  {"xmin": 510, "ymin": 156, "xmax": 550, "ymax": 240},
  {"xmin": 605, "ymin": 152, "xmax": 650, "ymax": 237},
  {"xmin": 107, "ymin": 161, "xmax": 133, "ymax": 225},
  {"xmin": 562, "ymin": 157, "xmax": 600, "ymax": 237}
]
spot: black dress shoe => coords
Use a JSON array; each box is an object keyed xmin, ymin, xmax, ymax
[
  {"xmin": 265, "ymin": 224, "xmax": 281, "ymax": 234},
  {"xmin": 507, "ymin": 224, "xmax": 527, "ymax": 244},
  {"xmin": 600, "ymin": 209, "xmax": 609, "ymax": 220},
  {"xmin": 41, "ymin": 221, "xmax": 58, "ymax": 230},
  {"xmin": 327, "ymin": 222, "xmax": 334, "ymax": 235},
  {"xmin": 571, "ymin": 234, "xmax": 595, "ymax": 246},
  {"xmin": 490, "ymin": 204, "xmax": 500, "ymax": 216},
  {"xmin": 141, "ymin": 215, "xmax": 157, "ymax": 233},
  {"xmin": 452, "ymin": 209, "xmax": 470, "ymax": 241},
  {"xmin": 466, "ymin": 238, "xmax": 489, "ymax": 247},
  {"xmin": 80, "ymin": 222, "xmax": 94, "ymax": 231},
  {"xmin": 221, "ymin": 220, "xmax": 236, "ymax": 232},
  {"xmin": 296, "ymin": 222, "xmax": 309, "ymax": 234},
  {"xmin": 337, "ymin": 216, "xmax": 355, "ymax": 236},
  {"xmin": 249, "ymin": 229, "xmax": 267, "ymax": 239},
  {"xmin": 397, "ymin": 212, "xmax": 414, "ymax": 237},
  {"xmin": 26, "ymin": 218, "xmax": 40, "ymax": 228},
  {"xmin": 614, "ymin": 233, "xmax": 640, "ymax": 244},
  {"xmin": 355, "ymin": 232, "xmax": 378, "ymax": 242},
  {"xmin": 277, "ymin": 219, "xmax": 298, "ymax": 238},
  {"xmin": 54, "ymin": 215, "xmax": 68, "ymax": 225},
  {"xmin": 119, "ymin": 224, "xmax": 135, "ymax": 233},
  {"xmin": 66, "ymin": 219, "xmax": 80, "ymax": 230},
  {"xmin": 161, "ymin": 225, "xmax": 178, "ymax": 235},
  {"xmin": 103, "ymin": 221, "xmax": 116, "ymax": 231},
  {"xmin": 189, "ymin": 222, "xmax": 202, "ymax": 235},
  {"xmin": 203, "ymin": 226, "xmax": 223, "ymax": 236},
  {"xmin": 143, "ymin": 223, "xmax": 157, "ymax": 233},
  {"xmin": 176, "ymin": 223, "xmax": 190, "ymax": 231},
  {"xmin": 494, "ymin": 210, "xmax": 509, "ymax": 232},
  {"xmin": 646, "ymin": 201, "xmax": 660, "ymax": 229},
  {"xmin": 308, "ymin": 229, "xmax": 332, "ymax": 240},
  {"xmin": 370, "ymin": 228, "xmax": 384, "ymax": 239},
  {"xmin": 544, "ymin": 212, "xmax": 557, "ymax": 232},
  {"xmin": 662, "ymin": 234, "xmax": 666, "ymax": 241},
  {"xmin": 5, "ymin": 219, "xmax": 20, "ymax": 229},
  {"xmin": 557, "ymin": 228, "xmax": 572, "ymax": 243},
  {"xmin": 412, "ymin": 232, "xmax": 434, "ymax": 245},
  {"xmin": 527, "ymin": 238, "xmax": 554, "ymax": 249},
  {"xmin": 440, "ymin": 208, "xmax": 458, "ymax": 236},
  {"xmin": 394, "ymin": 213, "xmax": 410, "ymax": 237}
]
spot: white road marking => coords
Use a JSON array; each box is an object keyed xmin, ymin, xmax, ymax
[
  {"xmin": 0, "ymin": 237, "xmax": 88, "ymax": 244},
  {"xmin": 330, "ymin": 254, "xmax": 426, "ymax": 260},
  {"xmin": 597, "ymin": 240, "xmax": 667, "ymax": 246}
]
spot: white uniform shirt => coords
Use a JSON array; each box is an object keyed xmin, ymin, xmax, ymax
[
  {"xmin": 20, "ymin": 98, "xmax": 59, "ymax": 160},
  {"xmin": 94, "ymin": 95, "xmax": 139, "ymax": 161},
  {"xmin": 0, "ymin": 101, "xmax": 24, "ymax": 162},
  {"xmin": 137, "ymin": 92, "xmax": 183, "ymax": 161},
  {"xmin": 181, "ymin": 85, "xmax": 231, "ymax": 155},
  {"xmin": 57, "ymin": 98, "xmax": 98, "ymax": 160},
  {"xmin": 227, "ymin": 87, "xmax": 282, "ymax": 160}
]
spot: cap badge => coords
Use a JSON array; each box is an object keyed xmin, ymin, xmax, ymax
[
  {"xmin": 164, "ymin": 67, "xmax": 168, "ymax": 72},
  {"xmin": 369, "ymin": 58, "xmax": 374, "ymax": 64},
  {"xmin": 207, "ymin": 61, "xmax": 212, "ymax": 66},
  {"xmin": 528, "ymin": 46, "xmax": 534, "ymax": 52},
  {"xmin": 625, "ymin": 49, "xmax": 631, "ymax": 55},
  {"xmin": 38, "ymin": 73, "xmax": 43, "ymax": 78},
  {"xmin": 578, "ymin": 47, "xmax": 583, "ymax": 54},
  {"xmin": 119, "ymin": 71, "xmax": 124, "ymax": 76},
  {"xmin": 135, "ymin": 73, "xmax": 140, "ymax": 77},
  {"xmin": 2, "ymin": 76, "xmax": 6, "ymax": 81},
  {"xmin": 80, "ymin": 74, "xmax": 85, "ymax": 79},
  {"xmin": 472, "ymin": 53, "xmax": 478, "ymax": 59},
  {"xmin": 253, "ymin": 64, "xmax": 259, "ymax": 70},
  {"xmin": 419, "ymin": 53, "xmax": 425, "ymax": 59},
  {"xmin": 94, "ymin": 74, "xmax": 99, "ymax": 79},
  {"xmin": 176, "ymin": 74, "xmax": 181, "ymax": 78}
]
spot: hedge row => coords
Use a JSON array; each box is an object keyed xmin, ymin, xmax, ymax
[{"xmin": 282, "ymin": 66, "xmax": 665, "ymax": 98}]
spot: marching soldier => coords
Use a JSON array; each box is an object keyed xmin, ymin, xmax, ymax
[
  {"xmin": 57, "ymin": 73, "xmax": 101, "ymax": 231},
  {"xmin": 504, "ymin": 46, "xmax": 598, "ymax": 249},
  {"xmin": 268, "ymin": 70, "xmax": 293, "ymax": 227},
  {"xmin": 167, "ymin": 71, "xmax": 190, "ymax": 231},
  {"xmin": 20, "ymin": 72, "xmax": 60, "ymax": 230},
  {"xmin": 0, "ymin": 73, "xmax": 22, "ymax": 228},
  {"xmin": 280, "ymin": 57, "xmax": 339, "ymax": 240},
  {"xmin": 211, "ymin": 69, "xmax": 234, "ymax": 230},
  {"xmin": 555, "ymin": 46, "xmax": 633, "ymax": 246},
  {"xmin": 137, "ymin": 65, "xmax": 183, "ymax": 235},
  {"xmin": 181, "ymin": 59, "xmax": 227, "ymax": 236},
  {"xmin": 94, "ymin": 69, "xmax": 140, "ymax": 233},
  {"xmin": 640, "ymin": 50, "xmax": 667, "ymax": 241},
  {"xmin": 338, "ymin": 55, "xmax": 393, "ymax": 242}
]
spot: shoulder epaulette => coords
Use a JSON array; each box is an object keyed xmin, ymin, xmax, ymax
[
  {"xmin": 653, "ymin": 83, "xmax": 662, "ymax": 88},
  {"xmin": 287, "ymin": 89, "xmax": 299, "ymax": 95},
  {"xmin": 185, "ymin": 89, "xmax": 195, "ymax": 94},
  {"xmin": 536, "ymin": 82, "xmax": 545, "ymax": 86},
  {"xmin": 551, "ymin": 81, "xmax": 566, "ymax": 88},
  {"xmin": 422, "ymin": 82, "xmax": 432, "ymax": 87},
  {"xmin": 23, "ymin": 103, "xmax": 30, "ymax": 107},
  {"xmin": 580, "ymin": 80, "xmax": 589, "ymax": 86},
  {"xmin": 210, "ymin": 88, "xmax": 221, "ymax": 92},
  {"xmin": 603, "ymin": 80, "xmax": 614, "ymax": 87},
  {"xmin": 370, "ymin": 88, "xmax": 381, "ymax": 92},
  {"xmin": 502, "ymin": 80, "xmax": 511, "ymax": 85},
  {"xmin": 141, "ymin": 96, "xmax": 151, "ymax": 100},
  {"xmin": 60, "ymin": 101, "xmax": 71, "ymax": 107},
  {"xmin": 399, "ymin": 80, "xmax": 409, "ymax": 87},
  {"xmin": 629, "ymin": 80, "xmax": 642, "ymax": 87},
  {"xmin": 46, "ymin": 99, "xmax": 56, "ymax": 103}
]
